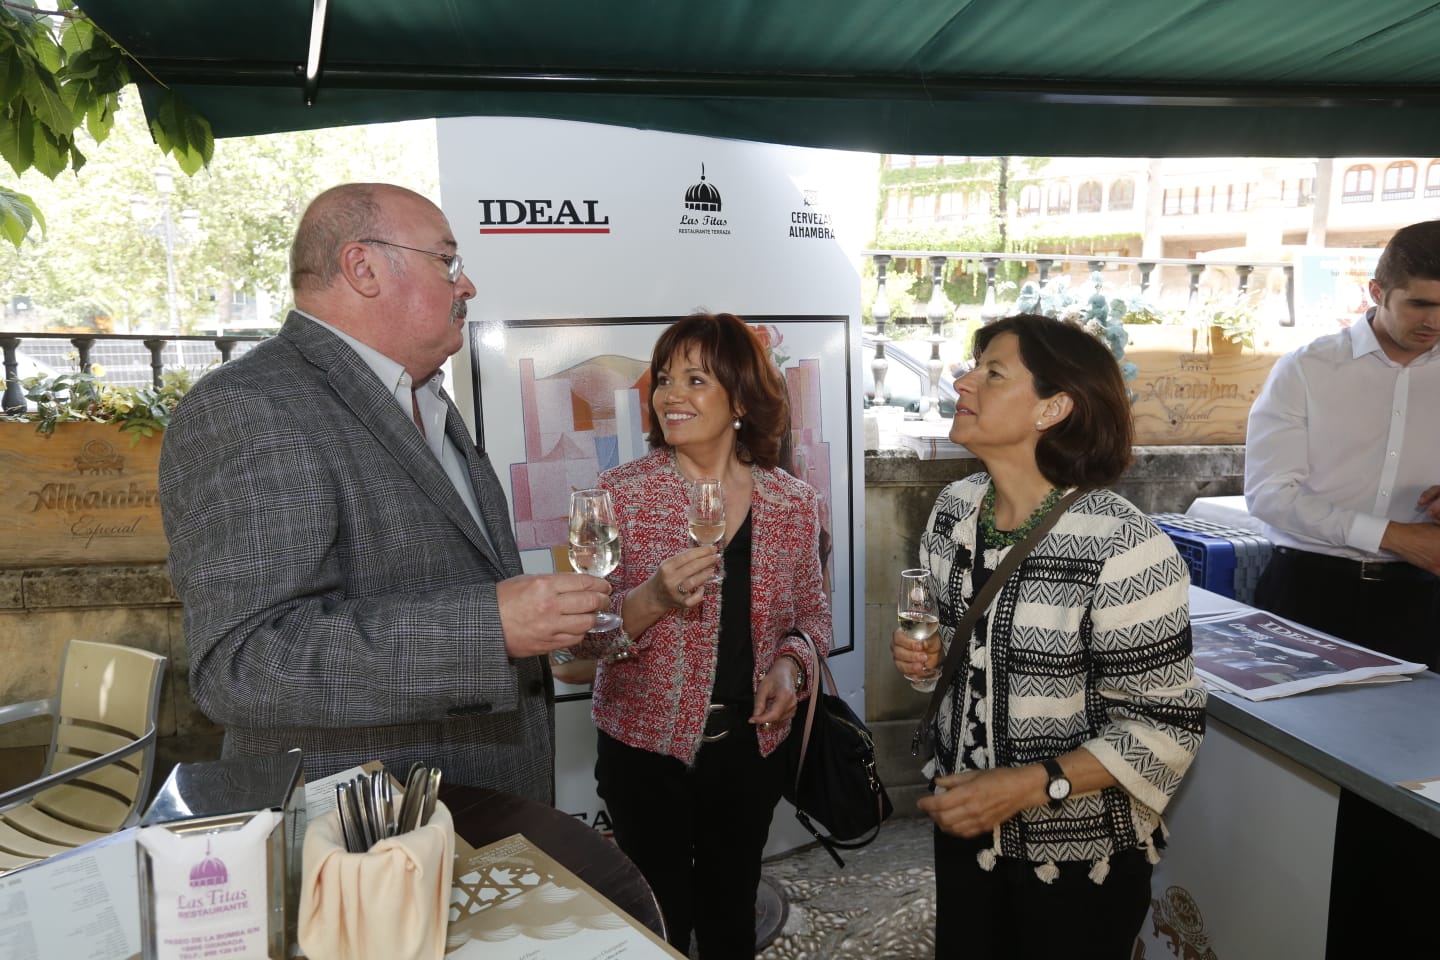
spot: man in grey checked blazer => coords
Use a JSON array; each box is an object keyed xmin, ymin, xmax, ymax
[{"xmin": 159, "ymin": 183, "xmax": 611, "ymax": 803}]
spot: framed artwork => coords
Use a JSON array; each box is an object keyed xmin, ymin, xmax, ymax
[{"xmin": 470, "ymin": 315, "xmax": 856, "ymax": 701}]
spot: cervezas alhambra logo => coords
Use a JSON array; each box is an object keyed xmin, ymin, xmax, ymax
[{"xmin": 73, "ymin": 438, "xmax": 125, "ymax": 476}]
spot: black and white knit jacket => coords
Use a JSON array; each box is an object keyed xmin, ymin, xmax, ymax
[{"xmin": 919, "ymin": 474, "xmax": 1207, "ymax": 881}]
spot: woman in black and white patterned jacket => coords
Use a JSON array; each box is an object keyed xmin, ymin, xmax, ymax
[{"xmin": 892, "ymin": 313, "xmax": 1207, "ymax": 960}]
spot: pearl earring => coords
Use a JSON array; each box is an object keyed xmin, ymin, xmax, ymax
[
  {"xmin": 732, "ymin": 417, "xmax": 742, "ymax": 430},
  {"xmin": 1035, "ymin": 419, "xmax": 1045, "ymax": 430}
]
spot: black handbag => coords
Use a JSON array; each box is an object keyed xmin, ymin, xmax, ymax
[{"xmin": 783, "ymin": 630, "xmax": 893, "ymax": 868}]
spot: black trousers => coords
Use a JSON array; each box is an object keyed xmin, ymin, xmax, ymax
[
  {"xmin": 933, "ymin": 828, "xmax": 1152, "ymax": 960},
  {"xmin": 1252, "ymin": 546, "xmax": 1440, "ymax": 669},
  {"xmin": 595, "ymin": 724, "xmax": 787, "ymax": 960}
]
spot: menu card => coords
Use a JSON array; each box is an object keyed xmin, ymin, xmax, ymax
[{"xmin": 445, "ymin": 833, "xmax": 683, "ymax": 959}]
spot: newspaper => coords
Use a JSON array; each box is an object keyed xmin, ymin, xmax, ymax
[
  {"xmin": 1191, "ymin": 608, "xmax": 1427, "ymax": 700},
  {"xmin": 445, "ymin": 832, "xmax": 684, "ymax": 959}
]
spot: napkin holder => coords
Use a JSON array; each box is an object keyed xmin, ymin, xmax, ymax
[
  {"xmin": 298, "ymin": 798, "xmax": 455, "ymax": 960},
  {"xmin": 135, "ymin": 749, "xmax": 305, "ymax": 960}
]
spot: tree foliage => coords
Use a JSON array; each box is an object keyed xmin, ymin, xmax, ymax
[
  {"xmin": 3, "ymin": 97, "xmax": 437, "ymax": 332},
  {"xmin": 1, "ymin": 0, "xmax": 213, "ymax": 248}
]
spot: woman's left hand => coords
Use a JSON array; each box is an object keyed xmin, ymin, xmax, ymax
[
  {"xmin": 917, "ymin": 767, "xmax": 1043, "ymax": 838},
  {"xmin": 750, "ymin": 656, "xmax": 802, "ymax": 732}
]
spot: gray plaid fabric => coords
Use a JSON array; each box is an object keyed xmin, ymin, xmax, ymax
[{"xmin": 160, "ymin": 312, "xmax": 554, "ymax": 802}]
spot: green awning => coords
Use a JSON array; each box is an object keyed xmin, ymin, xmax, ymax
[{"xmin": 80, "ymin": 0, "xmax": 1440, "ymax": 155}]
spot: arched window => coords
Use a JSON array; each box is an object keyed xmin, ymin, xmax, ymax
[
  {"xmin": 1047, "ymin": 181, "xmax": 1071, "ymax": 215},
  {"xmin": 1342, "ymin": 165, "xmax": 1375, "ymax": 203},
  {"xmin": 1382, "ymin": 162, "xmax": 1416, "ymax": 200},
  {"xmin": 1017, "ymin": 184, "xmax": 1042, "ymax": 217},
  {"xmin": 1077, "ymin": 181, "xmax": 1103, "ymax": 213},
  {"xmin": 1109, "ymin": 178, "xmax": 1135, "ymax": 211},
  {"xmin": 1427, "ymin": 161, "xmax": 1440, "ymax": 198}
]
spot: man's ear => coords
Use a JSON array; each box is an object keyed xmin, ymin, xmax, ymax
[
  {"xmin": 1367, "ymin": 278, "xmax": 1384, "ymax": 308},
  {"xmin": 340, "ymin": 242, "xmax": 383, "ymax": 298}
]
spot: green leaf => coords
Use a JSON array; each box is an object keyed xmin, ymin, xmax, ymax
[
  {"xmin": 0, "ymin": 185, "xmax": 41, "ymax": 249},
  {"xmin": 19, "ymin": 58, "xmax": 78, "ymax": 138},
  {"xmin": 63, "ymin": 49, "xmax": 101, "ymax": 81},
  {"xmin": 29, "ymin": 123, "xmax": 68, "ymax": 178},
  {"xmin": 0, "ymin": 99, "xmax": 36, "ymax": 174},
  {"xmin": 85, "ymin": 98, "xmax": 114, "ymax": 142},
  {"xmin": 150, "ymin": 91, "xmax": 213, "ymax": 174},
  {"xmin": 25, "ymin": 23, "xmax": 61, "ymax": 75},
  {"xmin": 59, "ymin": 16, "xmax": 93, "ymax": 57},
  {"xmin": 0, "ymin": 45, "xmax": 20, "ymax": 103}
]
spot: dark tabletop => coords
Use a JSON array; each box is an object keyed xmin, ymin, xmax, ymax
[{"xmin": 439, "ymin": 783, "xmax": 665, "ymax": 938}]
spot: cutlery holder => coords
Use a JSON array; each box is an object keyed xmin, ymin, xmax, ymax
[{"xmin": 297, "ymin": 799, "xmax": 454, "ymax": 960}]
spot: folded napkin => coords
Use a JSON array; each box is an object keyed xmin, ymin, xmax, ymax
[{"xmin": 298, "ymin": 800, "xmax": 454, "ymax": 960}]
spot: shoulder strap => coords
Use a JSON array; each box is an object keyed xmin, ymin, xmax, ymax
[{"xmin": 910, "ymin": 486, "xmax": 1085, "ymax": 755}]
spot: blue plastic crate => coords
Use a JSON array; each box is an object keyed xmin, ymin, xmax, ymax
[{"xmin": 1150, "ymin": 513, "xmax": 1272, "ymax": 604}]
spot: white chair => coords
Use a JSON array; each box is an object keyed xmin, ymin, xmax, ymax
[{"xmin": 0, "ymin": 639, "xmax": 167, "ymax": 874}]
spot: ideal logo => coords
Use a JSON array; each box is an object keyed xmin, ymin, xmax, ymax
[
  {"xmin": 678, "ymin": 163, "xmax": 730, "ymax": 236},
  {"xmin": 477, "ymin": 199, "xmax": 610, "ymax": 235}
]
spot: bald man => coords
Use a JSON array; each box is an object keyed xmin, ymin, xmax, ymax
[{"xmin": 160, "ymin": 183, "xmax": 609, "ymax": 801}]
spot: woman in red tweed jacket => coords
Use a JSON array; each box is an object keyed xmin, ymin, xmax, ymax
[{"xmin": 587, "ymin": 312, "xmax": 832, "ymax": 960}]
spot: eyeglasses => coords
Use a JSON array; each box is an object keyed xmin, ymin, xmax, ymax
[{"xmin": 355, "ymin": 238, "xmax": 464, "ymax": 283}]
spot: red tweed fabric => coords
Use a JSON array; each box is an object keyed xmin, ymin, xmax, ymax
[{"xmin": 589, "ymin": 448, "xmax": 832, "ymax": 764}]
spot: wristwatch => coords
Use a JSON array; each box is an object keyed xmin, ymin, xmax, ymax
[{"xmin": 1041, "ymin": 757, "xmax": 1071, "ymax": 809}]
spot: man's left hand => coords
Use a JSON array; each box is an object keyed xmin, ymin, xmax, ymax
[{"xmin": 1419, "ymin": 485, "xmax": 1440, "ymax": 523}]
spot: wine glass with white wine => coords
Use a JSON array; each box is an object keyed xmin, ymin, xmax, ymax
[
  {"xmin": 898, "ymin": 568, "xmax": 940, "ymax": 689},
  {"xmin": 568, "ymin": 488, "xmax": 632, "ymax": 661},
  {"xmin": 686, "ymin": 478, "xmax": 726, "ymax": 585}
]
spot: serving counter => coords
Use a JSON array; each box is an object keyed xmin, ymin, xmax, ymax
[{"xmin": 1132, "ymin": 588, "xmax": 1439, "ymax": 960}]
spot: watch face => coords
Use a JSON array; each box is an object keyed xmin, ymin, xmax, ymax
[{"xmin": 1047, "ymin": 778, "xmax": 1070, "ymax": 800}]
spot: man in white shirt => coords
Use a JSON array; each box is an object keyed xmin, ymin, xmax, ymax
[
  {"xmin": 1245, "ymin": 218, "xmax": 1440, "ymax": 671},
  {"xmin": 1247, "ymin": 218, "xmax": 1440, "ymax": 960}
]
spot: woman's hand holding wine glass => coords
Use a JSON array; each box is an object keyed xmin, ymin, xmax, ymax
[
  {"xmin": 895, "ymin": 567, "xmax": 941, "ymax": 690},
  {"xmin": 686, "ymin": 478, "xmax": 726, "ymax": 585}
]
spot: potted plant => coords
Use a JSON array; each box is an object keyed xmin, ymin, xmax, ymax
[
  {"xmin": 1191, "ymin": 290, "xmax": 1262, "ymax": 355},
  {"xmin": 2, "ymin": 368, "xmax": 195, "ymax": 442}
]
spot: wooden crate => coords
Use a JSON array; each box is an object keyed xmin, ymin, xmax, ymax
[
  {"xmin": 0, "ymin": 422, "xmax": 168, "ymax": 566},
  {"xmin": 1124, "ymin": 325, "xmax": 1312, "ymax": 445}
]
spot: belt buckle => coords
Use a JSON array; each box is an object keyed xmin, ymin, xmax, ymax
[
  {"xmin": 702, "ymin": 703, "xmax": 729, "ymax": 742},
  {"xmin": 1359, "ymin": 560, "xmax": 1388, "ymax": 582}
]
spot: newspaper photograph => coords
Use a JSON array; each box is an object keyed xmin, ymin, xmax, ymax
[{"xmin": 1191, "ymin": 610, "xmax": 1427, "ymax": 700}]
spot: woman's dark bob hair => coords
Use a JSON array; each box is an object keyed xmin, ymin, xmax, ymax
[
  {"xmin": 645, "ymin": 313, "xmax": 790, "ymax": 469},
  {"xmin": 973, "ymin": 314, "xmax": 1134, "ymax": 488}
]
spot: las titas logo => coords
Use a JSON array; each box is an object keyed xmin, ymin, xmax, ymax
[{"xmin": 476, "ymin": 199, "xmax": 610, "ymax": 234}]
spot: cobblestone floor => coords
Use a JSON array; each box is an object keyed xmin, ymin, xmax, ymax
[{"xmin": 758, "ymin": 814, "xmax": 934, "ymax": 960}]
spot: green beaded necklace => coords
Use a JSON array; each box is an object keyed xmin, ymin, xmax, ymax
[{"xmin": 979, "ymin": 484, "xmax": 1064, "ymax": 548}]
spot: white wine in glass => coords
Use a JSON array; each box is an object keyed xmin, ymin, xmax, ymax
[
  {"xmin": 568, "ymin": 489, "xmax": 627, "ymax": 655},
  {"xmin": 898, "ymin": 567, "xmax": 940, "ymax": 689},
  {"xmin": 687, "ymin": 478, "xmax": 726, "ymax": 584}
]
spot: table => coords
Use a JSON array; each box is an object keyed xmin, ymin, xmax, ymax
[
  {"xmin": 439, "ymin": 784, "xmax": 666, "ymax": 939},
  {"xmin": 1133, "ymin": 588, "xmax": 1440, "ymax": 959}
]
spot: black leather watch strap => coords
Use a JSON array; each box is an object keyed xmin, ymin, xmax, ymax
[{"xmin": 1041, "ymin": 757, "xmax": 1070, "ymax": 809}]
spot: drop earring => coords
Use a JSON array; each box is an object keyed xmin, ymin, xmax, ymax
[{"xmin": 732, "ymin": 417, "xmax": 742, "ymax": 430}]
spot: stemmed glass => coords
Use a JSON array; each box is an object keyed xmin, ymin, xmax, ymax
[
  {"xmin": 568, "ymin": 488, "xmax": 633, "ymax": 662},
  {"xmin": 686, "ymin": 478, "xmax": 726, "ymax": 585},
  {"xmin": 898, "ymin": 568, "xmax": 940, "ymax": 689}
]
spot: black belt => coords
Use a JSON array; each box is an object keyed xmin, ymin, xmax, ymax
[
  {"xmin": 701, "ymin": 700, "xmax": 754, "ymax": 742},
  {"xmin": 1274, "ymin": 546, "xmax": 1437, "ymax": 583}
]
